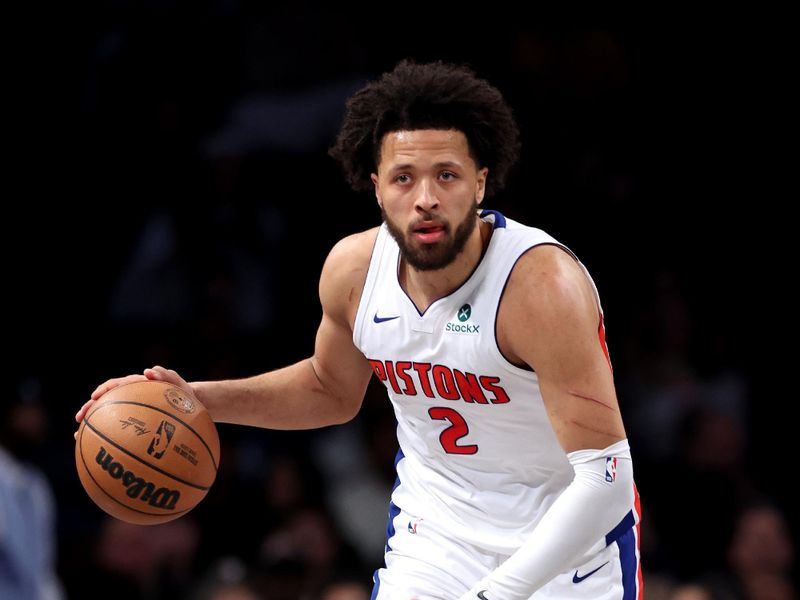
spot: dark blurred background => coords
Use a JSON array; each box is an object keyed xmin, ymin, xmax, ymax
[{"xmin": 3, "ymin": 5, "xmax": 792, "ymax": 600}]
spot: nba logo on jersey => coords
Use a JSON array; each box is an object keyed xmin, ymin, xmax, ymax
[
  {"xmin": 408, "ymin": 518, "xmax": 423, "ymax": 534},
  {"xmin": 605, "ymin": 457, "xmax": 617, "ymax": 482}
]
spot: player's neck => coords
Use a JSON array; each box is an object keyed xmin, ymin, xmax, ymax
[{"xmin": 401, "ymin": 219, "xmax": 491, "ymax": 313}]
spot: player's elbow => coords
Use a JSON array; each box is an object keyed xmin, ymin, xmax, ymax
[
  {"xmin": 307, "ymin": 358, "xmax": 363, "ymax": 426},
  {"xmin": 329, "ymin": 398, "xmax": 362, "ymax": 425},
  {"xmin": 569, "ymin": 440, "xmax": 635, "ymax": 527}
]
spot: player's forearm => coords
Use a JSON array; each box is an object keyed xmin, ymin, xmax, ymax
[
  {"xmin": 461, "ymin": 440, "xmax": 635, "ymax": 600},
  {"xmin": 190, "ymin": 358, "xmax": 360, "ymax": 430}
]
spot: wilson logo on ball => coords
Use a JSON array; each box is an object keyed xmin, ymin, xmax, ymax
[
  {"xmin": 95, "ymin": 446, "xmax": 181, "ymax": 509},
  {"xmin": 147, "ymin": 420, "xmax": 176, "ymax": 459}
]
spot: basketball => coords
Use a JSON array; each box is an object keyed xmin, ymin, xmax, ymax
[{"xmin": 75, "ymin": 380, "xmax": 220, "ymax": 525}]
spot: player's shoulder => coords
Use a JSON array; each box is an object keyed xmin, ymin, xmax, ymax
[
  {"xmin": 505, "ymin": 244, "xmax": 595, "ymax": 320},
  {"xmin": 319, "ymin": 227, "xmax": 380, "ymax": 316},
  {"xmin": 323, "ymin": 227, "xmax": 380, "ymax": 278}
]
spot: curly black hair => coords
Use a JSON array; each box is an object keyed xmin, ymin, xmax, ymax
[{"xmin": 329, "ymin": 59, "xmax": 520, "ymax": 197}]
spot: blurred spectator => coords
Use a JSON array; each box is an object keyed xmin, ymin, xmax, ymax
[
  {"xmin": 0, "ymin": 445, "xmax": 64, "ymax": 600},
  {"xmin": 203, "ymin": 583, "xmax": 260, "ymax": 600},
  {"xmin": 618, "ymin": 270, "xmax": 759, "ymax": 579},
  {"xmin": 72, "ymin": 516, "xmax": 200, "ymax": 599},
  {"xmin": 189, "ymin": 557, "xmax": 260, "ymax": 600},
  {"xmin": 260, "ymin": 509, "xmax": 338, "ymax": 569},
  {"xmin": 646, "ymin": 407, "xmax": 755, "ymax": 578},
  {"xmin": 319, "ymin": 577, "xmax": 371, "ymax": 600},
  {"xmin": 640, "ymin": 571, "xmax": 676, "ymax": 600},
  {"xmin": 721, "ymin": 504, "xmax": 796, "ymax": 600},
  {"xmin": 622, "ymin": 271, "xmax": 748, "ymax": 464},
  {"xmin": 669, "ymin": 584, "xmax": 714, "ymax": 600},
  {"xmin": 312, "ymin": 414, "xmax": 396, "ymax": 564},
  {"xmin": 108, "ymin": 200, "xmax": 282, "ymax": 337},
  {"xmin": 258, "ymin": 507, "xmax": 364, "ymax": 599},
  {"xmin": 0, "ymin": 382, "xmax": 64, "ymax": 600},
  {"xmin": 203, "ymin": 79, "xmax": 363, "ymax": 157}
]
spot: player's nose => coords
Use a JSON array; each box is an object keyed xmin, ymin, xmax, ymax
[{"xmin": 414, "ymin": 178, "xmax": 439, "ymax": 212}]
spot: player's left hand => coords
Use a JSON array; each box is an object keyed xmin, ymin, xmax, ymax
[{"xmin": 74, "ymin": 365, "xmax": 192, "ymax": 439}]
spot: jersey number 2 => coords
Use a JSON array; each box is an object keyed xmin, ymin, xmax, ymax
[{"xmin": 428, "ymin": 407, "xmax": 478, "ymax": 455}]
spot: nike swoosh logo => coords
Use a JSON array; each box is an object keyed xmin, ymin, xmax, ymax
[
  {"xmin": 572, "ymin": 561, "xmax": 609, "ymax": 583},
  {"xmin": 477, "ymin": 591, "xmax": 490, "ymax": 600},
  {"xmin": 373, "ymin": 312, "xmax": 400, "ymax": 323}
]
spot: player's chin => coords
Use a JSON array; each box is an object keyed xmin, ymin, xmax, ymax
[
  {"xmin": 408, "ymin": 234, "xmax": 450, "ymax": 253},
  {"xmin": 412, "ymin": 252, "xmax": 453, "ymax": 272}
]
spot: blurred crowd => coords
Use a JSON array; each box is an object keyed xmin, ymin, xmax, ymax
[{"xmin": 4, "ymin": 6, "xmax": 791, "ymax": 600}]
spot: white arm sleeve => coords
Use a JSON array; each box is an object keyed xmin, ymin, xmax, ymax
[{"xmin": 459, "ymin": 439, "xmax": 635, "ymax": 600}]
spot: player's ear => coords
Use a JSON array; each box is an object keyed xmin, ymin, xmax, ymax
[
  {"xmin": 476, "ymin": 167, "xmax": 489, "ymax": 205},
  {"xmin": 371, "ymin": 173, "xmax": 383, "ymax": 208}
]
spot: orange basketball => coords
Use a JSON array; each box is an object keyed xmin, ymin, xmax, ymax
[{"xmin": 75, "ymin": 380, "xmax": 220, "ymax": 525}]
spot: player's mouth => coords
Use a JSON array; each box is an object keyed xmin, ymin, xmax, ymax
[{"xmin": 412, "ymin": 221, "xmax": 446, "ymax": 244}]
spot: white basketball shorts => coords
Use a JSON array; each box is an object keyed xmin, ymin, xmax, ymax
[{"xmin": 370, "ymin": 507, "xmax": 643, "ymax": 600}]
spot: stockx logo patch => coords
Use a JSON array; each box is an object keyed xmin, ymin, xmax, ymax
[{"xmin": 445, "ymin": 303, "xmax": 480, "ymax": 335}]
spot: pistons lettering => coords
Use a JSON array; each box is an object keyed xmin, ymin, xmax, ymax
[
  {"xmin": 368, "ymin": 359, "xmax": 510, "ymax": 404},
  {"xmin": 95, "ymin": 446, "xmax": 180, "ymax": 509}
]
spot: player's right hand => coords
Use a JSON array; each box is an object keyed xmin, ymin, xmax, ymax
[{"xmin": 74, "ymin": 366, "xmax": 191, "ymax": 436}]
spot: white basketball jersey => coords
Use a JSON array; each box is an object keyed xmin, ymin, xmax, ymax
[{"xmin": 353, "ymin": 209, "xmax": 608, "ymax": 555}]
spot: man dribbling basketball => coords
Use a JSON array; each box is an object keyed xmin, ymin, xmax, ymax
[{"xmin": 77, "ymin": 60, "xmax": 642, "ymax": 600}]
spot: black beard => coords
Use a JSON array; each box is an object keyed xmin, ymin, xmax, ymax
[{"xmin": 383, "ymin": 201, "xmax": 479, "ymax": 271}]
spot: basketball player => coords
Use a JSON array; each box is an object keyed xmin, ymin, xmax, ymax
[{"xmin": 77, "ymin": 60, "xmax": 642, "ymax": 599}]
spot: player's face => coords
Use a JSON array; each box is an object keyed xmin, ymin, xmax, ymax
[{"xmin": 371, "ymin": 129, "xmax": 488, "ymax": 271}]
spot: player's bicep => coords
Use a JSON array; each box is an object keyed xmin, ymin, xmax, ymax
[
  {"xmin": 312, "ymin": 310, "xmax": 373, "ymax": 412},
  {"xmin": 538, "ymin": 309, "xmax": 625, "ymax": 452},
  {"xmin": 310, "ymin": 231, "xmax": 376, "ymax": 418},
  {"xmin": 537, "ymin": 365, "xmax": 624, "ymax": 454},
  {"xmin": 508, "ymin": 248, "xmax": 626, "ymax": 452}
]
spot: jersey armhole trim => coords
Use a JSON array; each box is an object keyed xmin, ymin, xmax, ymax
[
  {"xmin": 492, "ymin": 242, "xmax": 579, "ymax": 375},
  {"xmin": 352, "ymin": 227, "xmax": 385, "ymax": 349}
]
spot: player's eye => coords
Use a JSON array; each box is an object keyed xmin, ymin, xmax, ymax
[
  {"xmin": 439, "ymin": 171, "xmax": 457, "ymax": 181},
  {"xmin": 394, "ymin": 174, "xmax": 411, "ymax": 184}
]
